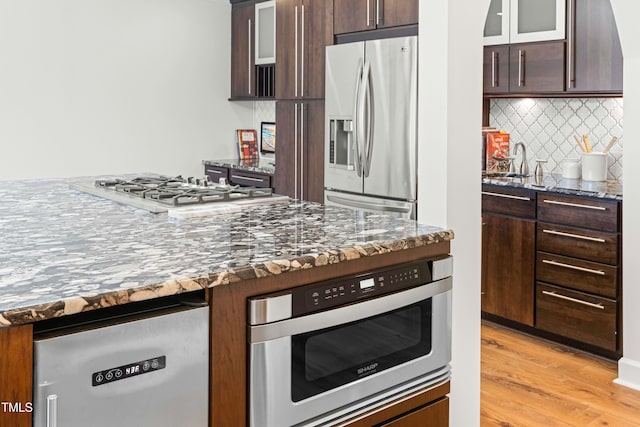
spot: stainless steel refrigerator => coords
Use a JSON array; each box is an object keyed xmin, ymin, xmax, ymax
[{"xmin": 324, "ymin": 36, "xmax": 418, "ymax": 219}]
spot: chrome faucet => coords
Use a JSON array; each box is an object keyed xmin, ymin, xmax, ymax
[{"xmin": 514, "ymin": 142, "xmax": 529, "ymax": 176}]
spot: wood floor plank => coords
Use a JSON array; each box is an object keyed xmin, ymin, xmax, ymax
[{"xmin": 481, "ymin": 321, "xmax": 640, "ymax": 426}]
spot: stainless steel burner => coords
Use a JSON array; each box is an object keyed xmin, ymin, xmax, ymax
[{"xmin": 71, "ymin": 174, "xmax": 276, "ymax": 213}]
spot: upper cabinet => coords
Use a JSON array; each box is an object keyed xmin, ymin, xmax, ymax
[
  {"xmin": 333, "ymin": 0, "xmax": 418, "ymax": 35},
  {"xmin": 484, "ymin": 0, "xmax": 565, "ymax": 45},
  {"xmin": 483, "ymin": 0, "xmax": 623, "ymax": 95},
  {"xmin": 276, "ymin": 0, "xmax": 329, "ymax": 100},
  {"xmin": 567, "ymin": 0, "xmax": 623, "ymax": 93},
  {"xmin": 230, "ymin": 1, "xmax": 276, "ymax": 100},
  {"xmin": 230, "ymin": 2, "xmax": 255, "ymax": 99}
]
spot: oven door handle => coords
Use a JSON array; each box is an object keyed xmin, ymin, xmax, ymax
[{"xmin": 249, "ymin": 276, "xmax": 452, "ymax": 343}]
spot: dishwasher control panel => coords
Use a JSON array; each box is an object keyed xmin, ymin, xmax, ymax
[{"xmin": 92, "ymin": 355, "xmax": 166, "ymax": 386}]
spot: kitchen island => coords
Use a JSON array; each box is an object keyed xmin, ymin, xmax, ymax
[{"xmin": 0, "ymin": 177, "xmax": 454, "ymax": 426}]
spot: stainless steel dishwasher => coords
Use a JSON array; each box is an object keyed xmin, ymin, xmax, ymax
[{"xmin": 32, "ymin": 294, "xmax": 209, "ymax": 427}]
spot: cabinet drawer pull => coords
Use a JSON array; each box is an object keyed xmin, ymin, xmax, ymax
[
  {"xmin": 481, "ymin": 191, "xmax": 531, "ymax": 201},
  {"xmin": 542, "ymin": 229, "xmax": 606, "ymax": 243},
  {"xmin": 541, "ymin": 290, "xmax": 605, "ymax": 310},
  {"xmin": 543, "ymin": 199, "xmax": 607, "ymax": 211},
  {"xmin": 206, "ymin": 169, "xmax": 223, "ymax": 174},
  {"xmin": 231, "ymin": 174, "xmax": 266, "ymax": 183},
  {"xmin": 542, "ymin": 259, "xmax": 606, "ymax": 276}
]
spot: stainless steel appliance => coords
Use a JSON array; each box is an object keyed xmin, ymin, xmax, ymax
[
  {"xmin": 324, "ymin": 36, "xmax": 418, "ymax": 219},
  {"xmin": 70, "ymin": 174, "xmax": 282, "ymax": 214},
  {"xmin": 33, "ymin": 296, "xmax": 209, "ymax": 427},
  {"xmin": 248, "ymin": 256, "xmax": 452, "ymax": 427}
]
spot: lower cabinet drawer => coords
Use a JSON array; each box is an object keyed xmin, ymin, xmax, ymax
[
  {"xmin": 228, "ymin": 171, "xmax": 272, "ymax": 188},
  {"xmin": 537, "ymin": 222, "xmax": 618, "ymax": 265},
  {"xmin": 536, "ymin": 252, "xmax": 618, "ymax": 299},
  {"xmin": 204, "ymin": 166, "xmax": 229, "ymax": 183},
  {"xmin": 380, "ymin": 397, "xmax": 449, "ymax": 427},
  {"xmin": 536, "ymin": 283, "xmax": 617, "ymax": 351}
]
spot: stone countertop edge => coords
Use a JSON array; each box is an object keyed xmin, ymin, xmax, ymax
[{"xmin": 0, "ymin": 229, "xmax": 454, "ymax": 328}]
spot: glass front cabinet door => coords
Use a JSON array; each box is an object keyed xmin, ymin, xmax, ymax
[
  {"xmin": 484, "ymin": 0, "xmax": 565, "ymax": 45},
  {"xmin": 511, "ymin": 0, "xmax": 565, "ymax": 43},
  {"xmin": 484, "ymin": 0, "xmax": 510, "ymax": 45}
]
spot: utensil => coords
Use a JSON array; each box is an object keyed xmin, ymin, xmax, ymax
[
  {"xmin": 573, "ymin": 134, "xmax": 586, "ymax": 153},
  {"xmin": 603, "ymin": 136, "xmax": 618, "ymax": 154},
  {"xmin": 583, "ymin": 134, "xmax": 592, "ymax": 152}
]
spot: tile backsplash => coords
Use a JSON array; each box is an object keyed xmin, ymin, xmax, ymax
[
  {"xmin": 253, "ymin": 100, "xmax": 276, "ymax": 133},
  {"xmin": 489, "ymin": 98, "xmax": 624, "ymax": 181}
]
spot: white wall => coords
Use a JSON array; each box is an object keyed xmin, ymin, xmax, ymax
[
  {"xmin": 610, "ymin": 0, "xmax": 640, "ymax": 391},
  {"xmin": 418, "ymin": 1, "xmax": 488, "ymax": 426},
  {"xmin": 0, "ymin": 0, "xmax": 253, "ymax": 180}
]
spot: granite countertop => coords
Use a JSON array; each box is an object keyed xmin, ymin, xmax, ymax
[
  {"xmin": 0, "ymin": 178, "xmax": 453, "ymax": 327},
  {"xmin": 203, "ymin": 158, "xmax": 275, "ymax": 175},
  {"xmin": 482, "ymin": 173, "xmax": 623, "ymax": 200}
]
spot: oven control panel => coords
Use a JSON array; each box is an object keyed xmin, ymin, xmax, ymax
[
  {"xmin": 292, "ymin": 259, "xmax": 442, "ymax": 316},
  {"xmin": 92, "ymin": 355, "xmax": 166, "ymax": 387}
]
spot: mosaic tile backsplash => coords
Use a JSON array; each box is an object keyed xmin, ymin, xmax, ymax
[
  {"xmin": 253, "ymin": 100, "xmax": 276, "ymax": 134},
  {"xmin": 489, "ymin": 98, "xmax": 624, "ymax": 181}
]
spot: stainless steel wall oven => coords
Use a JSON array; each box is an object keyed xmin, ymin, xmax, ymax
[{"xmin": 248, "ymin": 256, "xmax": 453, "ymax": 427}]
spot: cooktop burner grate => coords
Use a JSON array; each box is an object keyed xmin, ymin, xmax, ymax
[{"xmin": 94, "ymin": 175, "xmax": 273, "ymax": 207}]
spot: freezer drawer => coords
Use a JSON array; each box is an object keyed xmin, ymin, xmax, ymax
[{"xmin": 33, "ymin": 305, "xmax": 209, "ymax": 427}]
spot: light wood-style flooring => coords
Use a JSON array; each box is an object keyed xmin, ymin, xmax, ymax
[{"xmin": 481, "ymin": 321, "xmax": 640, "ymax": 426}]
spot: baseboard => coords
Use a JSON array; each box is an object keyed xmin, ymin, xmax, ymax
[{"xmin": 614, "ymin": 357, "xmax": 640, "ymax": 391}]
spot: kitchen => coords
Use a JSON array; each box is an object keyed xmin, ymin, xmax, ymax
[{"xmin": 1, "ymin": 1, "xmax": 640, "ymax": 427}]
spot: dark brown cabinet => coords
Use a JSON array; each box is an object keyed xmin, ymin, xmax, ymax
[
  {"xmin": 483, "ymin": 41, "xmax": 565, "ymax": 95},
  {"xmin": 228, "ymin": 169, "xmax": 272, "ymax": 188},
  {"xmin": 274, "ymin": 100, "xmax": 324, "ymax": 203},
  {"xmin": 204, "ymin": 165, "xmax": 229, "ymax": 184},
  {"xmin": 333, "ymin": 0, "xmax": 418, "ymax": 35},
  {"xmin": 534, "ymin": 193, "xmax": 621, "ymax": 354},
  {"xmin": 276, "ymin": 0, "xmax": 329, "ymax": 100},
  {"xmin": 230, "ymin": 2, "xmax": 255, "ymax": 99},
  {"xmin": 483, "ymin": 0, "xmax": 623, "ymax": 96},
  {"xmin": 205, "ymin": 164, "xmax": 273, "ymax": 188},
  {"xmin": 567, "ymin": 0, "xmax": 623, "ymax": 93},
  {"xmin": 483, "ymin": 45, "xmax": 509, "ymax": 94},
  {"xmin": 338, "ymin": 381, "xmax": 449, "ymax": 427},
  {"xmin": 508, "ymin": 41, "xmax": 565, "ymax": 93},
  {"xmin": 481, "ymin": 185, "xmax": 536, "ymax": 326}
]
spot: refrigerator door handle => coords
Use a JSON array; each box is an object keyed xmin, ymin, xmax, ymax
[
  {"xmin": 353, "ymin": 60, "xmax": 364, "ymax": 177},
  {"xmin": 327, "ymin": 195, "xmax": 411, "ymax": 214},
  {"xmin": 362, "ymin": 60, "xmax": 374, "ymax": 178},
  {"xmin": 46, "ymin": 394, "xmax": 58, "ymax": 427}
]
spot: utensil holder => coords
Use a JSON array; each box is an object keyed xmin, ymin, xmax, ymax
[{"xmin": 581, "ymin": 153, "xmax": 608, "ymax": 182}]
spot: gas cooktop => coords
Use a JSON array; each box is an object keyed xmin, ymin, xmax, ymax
[{"xmin": 71, "ymin": 174, "xmax": 281, "ymax": 214}]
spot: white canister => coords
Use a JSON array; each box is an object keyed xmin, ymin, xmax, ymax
[
  {"xmin": 581, "ymin": 152, "xmax": 608, "ymax": 181},
  {"xmin": 561, "ymin": 159, "xmax": 581, "ymax": 179}
]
